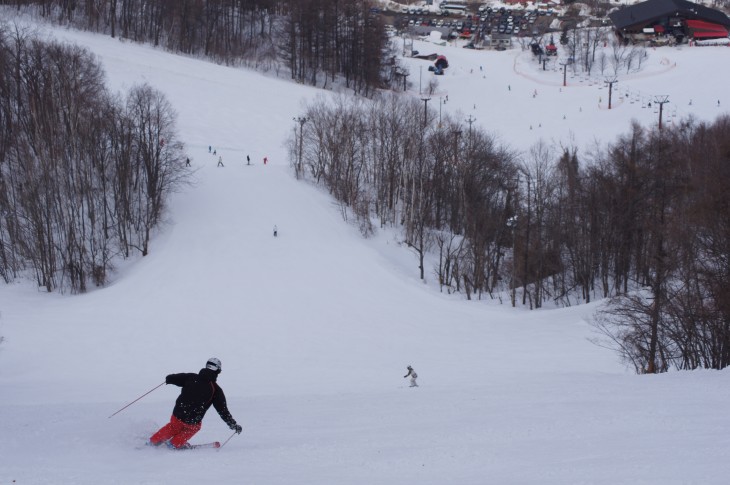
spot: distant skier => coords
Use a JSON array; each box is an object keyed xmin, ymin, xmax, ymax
[
  {"xmin": 247, "ymin": 155, "xmax": 251, "ymax": 165},
  {"xmin": 208, "ymin": 145, "xmax": 211, "ymax": 153},
  {"xmin": 273, "ymin": 225, "xmax": 278, "ymax": 237},
  {"xmin": 217, "ymin": 156, "xmax": 224, "ymax": 167},
  {"xmin": 148, "ymin": 358, "xmax": 242, "ymax": 449},
  {"xmin": 185, "ymin": 157, "xmax": 191, "ymax": 167},
  {"xmin": 263, "ymin": 156, "xmax": 268, "ymax": 165},
  {"xmin": 404, "ymin": 365, "xmax": 418, "ymax": 387}
]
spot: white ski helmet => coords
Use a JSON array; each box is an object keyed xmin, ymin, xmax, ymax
[{"xmin": 206, "ymin": 357, "xmax": 222, "ymax": 372}]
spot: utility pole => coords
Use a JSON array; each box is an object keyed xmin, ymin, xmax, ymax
[
  {"xmin": 654, "ymin": 95, "xmax": 670, "ymax": 130},
  {"xmin": 421, "ymin": 97, "xmax": 431, "ymax": 127},
  {"xmin": 293, "ymin": 116, "xmax": 308, "ymax": 179},
  {"xmin": 560, "ymin": 61, "xmax": 569, "ymax": 87},
  {"xmin": 507, "ymin": 214, "xmax": 518, "ymax": 307},
  {"xmin": 604, "ymin": 77, "xmax": 618, "ymax": 109},
  {"xmin": 465, "ymin": 114, "xmax": 476, "ymax": 145},
  {"xmin": 402, "ymin": 33, "xmax": 412, "ymax": 57},
  {"xmin": 419, "ymin": 65, "xmax": 423, "ymax": 95},
  {"xmin": 395, "ymin": 68, "xmax": 409, "ymax": 92}
]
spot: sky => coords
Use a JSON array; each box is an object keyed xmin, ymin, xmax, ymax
[{"xmin": 1, "ymin": 9, "xmax": 730, "ymax": 485}]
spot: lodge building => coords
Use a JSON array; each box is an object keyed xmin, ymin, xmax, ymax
[{"xmin": 609, "ymin": 0, "xmax": 730, "ymax": 43}]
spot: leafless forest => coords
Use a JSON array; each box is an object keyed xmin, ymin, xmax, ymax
[
  {"xmin": 4, "ymin": 0, "xmax": 391, "ymax": 94},
  {"xmin": 289, "ymin": 93, "xmax": 730, "ymax": 372},
  {"xmin": 2, "ymin": 1, "xmax": 730, "ymax": 373},
  {"xmin": 0, "ymin": 26, "xmax": 190, "ymax": 293}
]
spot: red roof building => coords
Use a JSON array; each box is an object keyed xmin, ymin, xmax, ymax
[{"xmin": 685, "ymin": 19, "xmax": 729, "ymax": 39}]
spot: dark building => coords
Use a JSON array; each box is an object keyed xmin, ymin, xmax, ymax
[{"xmin": 609, "ymin": 0, "xmax": 730, "ymax": 43}]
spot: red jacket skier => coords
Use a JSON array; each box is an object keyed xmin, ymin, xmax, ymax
[{"xmin": 149, "ymin": 358, "xmax": 242, "ymax": 449}]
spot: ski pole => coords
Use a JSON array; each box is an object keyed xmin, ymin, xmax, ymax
[
  {"xmin": 218, "ymin": 430, "xmax": 238, "ymax": 450},
  {"xmin": 108, "ymin": 381, "xmax": 165, "ymax": 418}
]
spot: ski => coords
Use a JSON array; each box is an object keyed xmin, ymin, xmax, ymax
[
  {"xmin": 143, "ymin": 441, "xmax": 221, "ymax": 450},
  {"xmin": 187, "ymin": 441, "xmax": 221, "ymax": 450}
]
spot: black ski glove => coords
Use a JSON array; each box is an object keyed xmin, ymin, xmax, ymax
[{"xmin": 230, "ymin": 423, "xmax": 243, "ymax": 434}]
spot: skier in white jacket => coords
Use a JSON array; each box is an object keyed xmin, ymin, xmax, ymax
[{"xmin": 404, "ymin": 365, "xmax": 418, "ymax": 387}]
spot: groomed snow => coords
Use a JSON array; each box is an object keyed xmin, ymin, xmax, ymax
[{"xmin": 1, "ymin": 13, "xmax": 730, "ymax": 484}]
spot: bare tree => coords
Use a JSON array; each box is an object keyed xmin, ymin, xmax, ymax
[
  {"xmin": 124, "ymin": 83, "xmax": 188, "ymax": 256},
  {"xmin": 0, "ymin": 28, "xmax": 190, "ymax": 292}
]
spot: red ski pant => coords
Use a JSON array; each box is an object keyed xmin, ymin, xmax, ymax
[{"xmin": 150, "ymin": 415, "xmax": 201, "ymax": 448}]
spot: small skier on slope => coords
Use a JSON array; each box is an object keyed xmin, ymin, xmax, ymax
[
  {"xmin": 404, "ymin": 365, "xmax": 418, "ymax": 387},
  {"xmin": 149, "ymin": 358, "xmax": 242, "ymax": 449}
]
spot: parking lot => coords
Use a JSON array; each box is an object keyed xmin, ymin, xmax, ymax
[{"xmin": 383, "ymin": 4, "xmax": 557, "ymax": 41}]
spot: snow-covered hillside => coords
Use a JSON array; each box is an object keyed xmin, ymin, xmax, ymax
[{"xmin": 1, "ymin": 13, "xmax": 730, "ymax": 484}]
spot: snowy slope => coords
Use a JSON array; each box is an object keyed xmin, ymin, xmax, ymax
[{"xmin": 1, "ymin": 14, "xmax": 730, "ymax": 484}]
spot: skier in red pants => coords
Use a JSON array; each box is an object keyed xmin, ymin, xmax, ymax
[{"xmin": 149, "ymin": 358, "xmax": 242, "ymax": 449}]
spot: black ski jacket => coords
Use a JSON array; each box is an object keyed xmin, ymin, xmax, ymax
[{"xmin": 166, "ymin": 368, "xmax": 236, "ymax": 426}]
